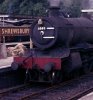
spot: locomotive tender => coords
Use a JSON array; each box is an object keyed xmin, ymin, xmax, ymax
[{"xmin": 12, "ymin": 6, "xmax": 93, "ymax": 83}]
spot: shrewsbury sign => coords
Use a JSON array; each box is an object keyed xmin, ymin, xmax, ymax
[{"xmin": 0, "ymin": 26, "xmax": 30, "ymax": 36}]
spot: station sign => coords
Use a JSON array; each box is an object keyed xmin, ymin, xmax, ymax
[{"xmin": 0, "ymin": 26, "xmax": 30, "ymax": 36}]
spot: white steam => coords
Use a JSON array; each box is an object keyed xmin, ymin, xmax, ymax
[
  {"xmin": 89, "ymin": 0, "xmax": 93, "ymax": 8},
  {"xmin": 48, "ymin": 0, "xmax": 92, "ymax": 9},
  {"xmin": 48, "ymin": 0, "xmax": 72, "ymax": 7},
  {"xmin": 82, "ymin": 0, "xmax": 93, "ymax": 9},
  {"xmin": 48, "ymin": 0, "xmax": 61, "ymax": 7},
  {"xmin": 63, "ymin": 0, "xmax": 72, "ymax": 7}
]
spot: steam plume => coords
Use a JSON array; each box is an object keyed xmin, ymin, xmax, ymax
[
  {"xmin": 48, "ymin": 0, "xmax": 61, "ymax": 7},
  {"xmin": 89, "ymin": 0, "xmax": 93, "ymax": 8}
]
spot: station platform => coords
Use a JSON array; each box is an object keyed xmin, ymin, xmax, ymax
[
  {"xmin": 0, "ymin": 57, "xmax": 13, "ymax": 69},
  {"xmin": 79, "ymin": 92, "xmax": 93, "ymax": 100}
]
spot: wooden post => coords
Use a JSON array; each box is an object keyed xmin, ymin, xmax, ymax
[
  {"xmin": 30, "ymin": 38, "xmax": 33, "ymax": 49},
  {"xmin": 1, "ymin": 35, "xmax": 7, "ymax": 58},
  {"xmin": 0, "ymin": 43, "xmax": 7, "ymax": 58}
]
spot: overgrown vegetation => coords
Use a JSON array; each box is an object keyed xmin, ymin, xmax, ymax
[{"xmin": 0, "ymin": 0, "xmax": 82, "ymax": 17}]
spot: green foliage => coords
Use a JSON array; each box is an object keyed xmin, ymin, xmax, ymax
[
  {"xmin": 60, "ymin": 0, "xmax": 82, "ymax": 17},
  {"xmin": 68, "ymin": 0, "xmax": 82, "ymax": 17},
  {"xmin": 0, "ymin": 0, "xmax": 82, "ymax": 17},
  {"xmin": 33, "ymin": 3, "xmax": 46, "ymax": 16},
  {"xmin": 19, "ymin": 0, "xmax": 34, "ymax": 15},
  {"xmin": 0, "ymin": 0, "xmax": 10, "ymax": 13}
]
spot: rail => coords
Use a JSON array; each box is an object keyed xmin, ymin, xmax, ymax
[
  {"xmin": 21, "ymin": 73, "xmax": 93, "ymax": 100},
  {"xmin": 69, "ymin": 87, "xmax": 93, "ymax": 100},
  {"xmin": 5, "ymin": 41, "xmax": 30, "ymax": 46},
  {"xmin": 0, "ymin": 83, "xmax": 31, "ymax": 98},
  {"xmin": 1, "ymin": 73, "xmax": 93, "ymax": 100}
]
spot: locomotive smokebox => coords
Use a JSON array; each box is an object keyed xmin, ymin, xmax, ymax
[{"xmin": 49, "ymin": 6, "xmax": 60, "ymax": 17}]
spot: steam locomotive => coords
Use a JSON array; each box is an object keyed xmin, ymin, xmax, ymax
[{"xmin": 11, "ymin": 6, "xmax": 93, "ymax": 83}]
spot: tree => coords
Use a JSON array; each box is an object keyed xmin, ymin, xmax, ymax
[
  {"xmin": 0, "ymin": 0, "xmax": 82, "ymax": 17},
  {"xmin": 7, "ymin": 0, "xmax": 21, "ymax": 14},
  {"xmin": 19, "ymin": 0, "xmax": 34, "ymax": 15},
  {"xmin": 33, "ymin": 3, "xmax": 46, "ymax": 16},
  {"xmin": 59, "ymin": 0, "xmax": 82, "ymax": 18},
  {"xmin": 68, "ymin": 0, "xmax": 82, "ymax": 17},
  {"xmin": 0, "ymin": 0, "xmax": 10, "ymax": 13}
]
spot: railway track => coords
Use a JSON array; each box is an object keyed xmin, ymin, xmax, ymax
[
  {"xmin": 0, "ymin": 70, "xmax": 24, "ymax": 89},
  {"xmin": 69, "ymin": 87, "xmax": 93, "ymax": 100},
  {"xmin": 0, "ymin": 83, "xmax": 29, "ymax": 97},
  {"xmin": 0, "ymin": 82, "xmax": 50, "ymax": 100},
  {"xmin": 0, "ymin": 73, "xmax": 93, "ymax": 100},
  {"xmin": 21, "ymin": 73, "xmax": 93, "ymax": 100}
]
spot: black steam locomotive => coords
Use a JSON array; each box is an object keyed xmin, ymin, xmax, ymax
[{"xmin": 12, "ymin": 6, "xmax": 93, "ymax": 83}]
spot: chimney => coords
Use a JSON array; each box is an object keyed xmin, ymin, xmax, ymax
[{"xmin": 49, "ymin": 6, "xmax": 60, "ymax": 17}]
